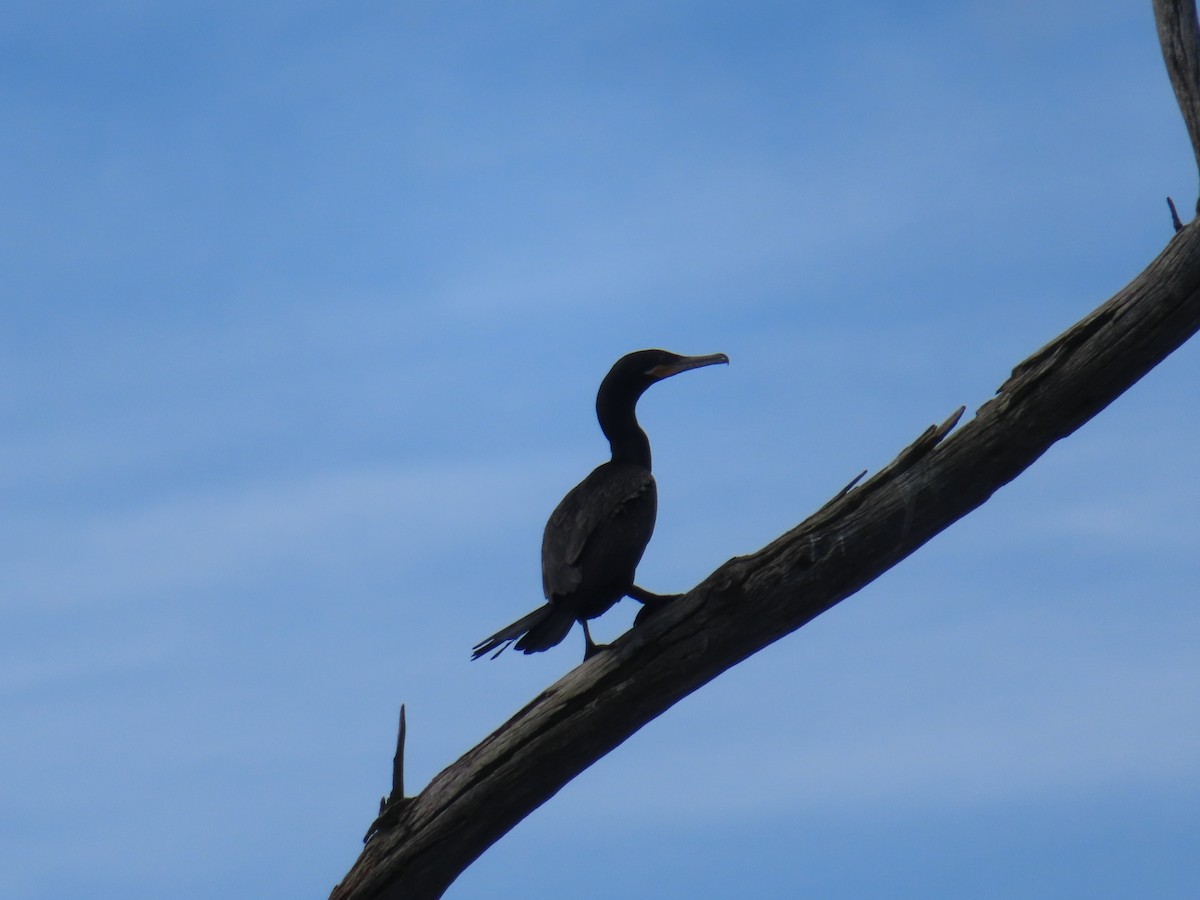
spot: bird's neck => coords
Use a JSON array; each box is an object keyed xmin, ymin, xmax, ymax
[
  {"xmin": 609, "ymin": 425, "xmax": 651, "ymax": 469},
  {"xmin": 598, "ymin": 399, "xmax": 652, "ymax": 470}
]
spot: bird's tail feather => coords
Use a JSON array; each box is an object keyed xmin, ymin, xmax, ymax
[
  {"xmin": 514, "ymin": 607, "xmax": 575, "ymax": 654},
  {"xmin": 471, "ymin": 603, "xmax": 574, "ymax": 659}
]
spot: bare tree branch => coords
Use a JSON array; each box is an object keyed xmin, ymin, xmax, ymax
[
  {"xmin": 1156, "ymin": 0, "xmax": 1200, "ymax": 201},
  {"xmin": 332, "ymin": 4, "xmax": 1200, "ymax": 898},
  {"xmin": 362, "ymin": 706, "xmax": 411, "ymax": 845}
]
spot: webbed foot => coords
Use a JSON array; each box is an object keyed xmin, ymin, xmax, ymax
[{"xmin": 629, "ymin": 586, "xmax": 683, "ymax": 626}]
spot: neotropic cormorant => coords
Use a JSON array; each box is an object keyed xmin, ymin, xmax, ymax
[{"xmin": 472, "ymin": 349, "xmax": 728, "ymax": 661}]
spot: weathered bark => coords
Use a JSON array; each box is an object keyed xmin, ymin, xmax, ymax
[
  {"xmin": 332, "ymin": 4, "xmax": 1200, "ymax": 898},
  {"xmin": 1157, "ymin": 0, "xmax": 1200, "ymax": 200}
]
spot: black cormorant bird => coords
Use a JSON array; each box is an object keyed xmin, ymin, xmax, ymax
[{"xmin": 472, "ymin": 349, "xmax": 728, "ymax": 661}]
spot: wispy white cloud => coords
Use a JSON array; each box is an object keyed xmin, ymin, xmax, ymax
[
  {"xmin": 4, "ymin": 2, "xmax": 1198, "ymax": 898},
  {"xmin": 3, "ymin": 456, "xmax": 562, "ymax": 612},
  {"xmin": 565, "ymin": 619, "xmax": 1199, "ymax": 824}
]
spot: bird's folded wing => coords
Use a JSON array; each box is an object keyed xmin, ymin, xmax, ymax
[{"xmin": 541, "ymin": 464, "xmax": 654, "ymax": 598}]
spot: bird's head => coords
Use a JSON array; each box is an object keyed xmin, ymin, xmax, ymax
[
  {"xmin": 599, "ymin": 349, "xmax": 730, "ymax": 401},
  {"xmin": 595, "ymin": 349, "xmax": 728, "ymax": 467}
]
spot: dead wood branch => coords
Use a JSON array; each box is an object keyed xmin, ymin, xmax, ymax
[{"xmin": 332, "ymin": 4, "xmax": 1200, "ymax": 898}]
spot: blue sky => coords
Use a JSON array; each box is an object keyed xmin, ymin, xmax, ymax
[{"xmin": 3, "ymin": 2, "xmax": 1198, "ymax": 897}]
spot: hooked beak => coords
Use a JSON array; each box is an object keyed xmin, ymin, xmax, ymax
[{"xmin": 650, "ymin": 352, "xmax": 730, "ymax": 379}]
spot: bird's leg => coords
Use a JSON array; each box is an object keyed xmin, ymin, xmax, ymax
[
  {"xmin": 627, "ymin": 585, "xmax": 683, "ymax": 604},
  {"xmin": 628, "ymin": 584, "xmax": 684, "ymax": 626},
  {"xmin": 581, "ymin": 620, "xmax": 607, "ymax": 659}
]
